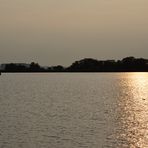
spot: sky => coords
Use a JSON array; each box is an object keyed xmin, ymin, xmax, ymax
[{"xmin": 0, "ymin": 0, "xmax": 148, "ymax": 66}]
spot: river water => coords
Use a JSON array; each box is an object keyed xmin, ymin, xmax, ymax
[{"xmin": 0, "ymin": 73, "xmax": 148, "ymax": 148}]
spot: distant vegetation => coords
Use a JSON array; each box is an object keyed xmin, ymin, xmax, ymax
[{"xmin": 1, "ymin": 57, "xmax": 148, "ymax": 72}]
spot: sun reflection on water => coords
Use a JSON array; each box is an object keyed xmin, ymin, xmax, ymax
[{"xmin": 116, "ymin": 73, "xmax": 148, "ymax": 147}]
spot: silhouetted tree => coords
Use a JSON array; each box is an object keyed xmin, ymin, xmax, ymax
[
  {"xmin": 51, "ymin": 65, "xmax": 64, "ymax": 72},
  {"xmin": 29, "ymin": 62, "xmax": 42, "ymax": 72},
  {"xmin": 5, "ymin": 63, "xmax": 28, "ymax": 72}
]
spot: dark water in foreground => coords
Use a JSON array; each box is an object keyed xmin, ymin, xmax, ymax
[{"xmin": 0, "ymin": 73, "xmax": 148, "ymax": 148}]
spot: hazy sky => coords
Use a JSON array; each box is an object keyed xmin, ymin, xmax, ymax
[{"xmin": 0, "ymin": 0, "xmax": 148, "ymax": 66}]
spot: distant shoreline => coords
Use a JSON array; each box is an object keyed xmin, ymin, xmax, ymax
[{"xmin": 1, "ymin": 57, "xmax": 148, "ymax": 73}]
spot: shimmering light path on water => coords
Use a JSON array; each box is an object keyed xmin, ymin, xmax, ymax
[{"xmin": 0, "ymin": 73, "xmax": 148, "ymax": 148}]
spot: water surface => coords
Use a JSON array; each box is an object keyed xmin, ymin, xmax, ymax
[{"xmin": 0, "ymin": 73, "xmax": 148, "ymax": 148}]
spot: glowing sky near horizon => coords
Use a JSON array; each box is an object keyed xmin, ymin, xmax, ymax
[{"xmin": 0, "ymin": 0, "xmax": 148, "ymax": 66}]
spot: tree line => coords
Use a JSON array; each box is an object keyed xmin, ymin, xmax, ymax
[{"xmin": 1, "ymin": 57, "xmax": 148, "ymax": 72}]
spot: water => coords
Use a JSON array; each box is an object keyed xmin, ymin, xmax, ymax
[{"xmin": 0, "ymin": 73, "xmax": 148, "ymax": 148}]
